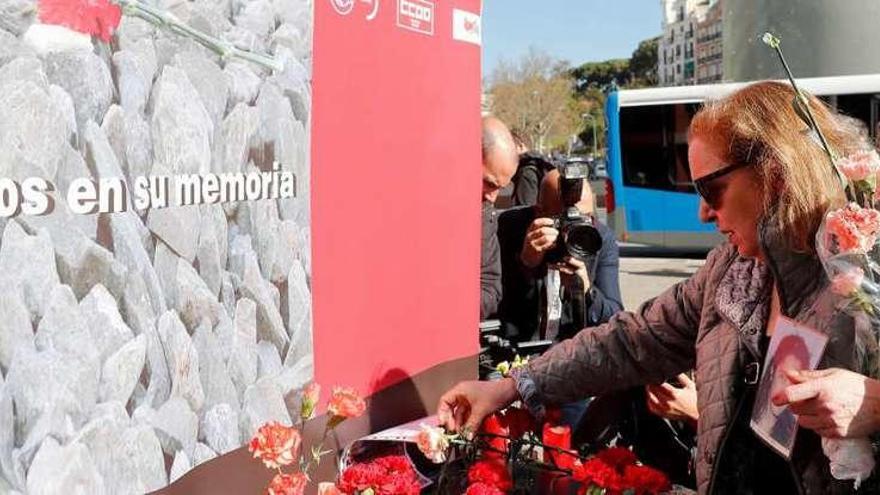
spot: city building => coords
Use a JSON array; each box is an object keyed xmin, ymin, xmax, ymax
[
  {"xmin": 658, "ymin": 0, "xmax": 718, "ymax": 86},
  {"xmin": 695, "ymin": 0, "xmax": 723, "ymax": 84}
]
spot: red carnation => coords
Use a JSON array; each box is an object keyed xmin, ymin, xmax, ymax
[
  {"xmin": 37, "ymin": 0, "xmax": 122, "ymax": 42},
  {"xmin": 596, "ymin": 447, "xmax": 638, "ymax": 471},
  {"xmin": 572, "ymin": 458, "xmax": 624, "ymax": 492},
  {"xmin": 377, "ymin": 474, "xmax": 420, "ymax": 495},
  {"xmin": 338, "ymin": 462, "xmax": 385, "ymax": 493},
  {"xmin": 465, "ymin": 481, "xmax": 506, "ymax": 495},
  {"xmin": 542, "ymin": 424, "xmax": 572, "ymax": 467},
  {"xmin": 338, "ymin": 456, "xmax": 420, "ymax": 495},
  {"xmin": 468, "ymin": 460, "xmax": 513, "ymax": 491},
  {"xmin": 500, "ymin": 407, "xmax": 534, "ymax": 439},
  {"xmin": 622, "ymin": 465, "xmax": 671, "ymax": 494},
  {"xmin": 480, "ymin": 414, "xmax": 509, "ymax": 459}
]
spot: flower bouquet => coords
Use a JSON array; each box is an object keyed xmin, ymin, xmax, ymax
[
  {"xmin": 763, "ymin": 32, "xmax": 880, "ymax": 487},
  {"xmin": 248, "ymin": 384, "xmax": 367, "ymax": 495},
  {"xmin": 399, "ymin": 406, "xmax": 671, "ymax": 494}
]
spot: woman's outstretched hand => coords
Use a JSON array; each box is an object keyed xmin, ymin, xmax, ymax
[{"xmin": 437, "ymin": 378, "xmax": 519, "ymax": 436}]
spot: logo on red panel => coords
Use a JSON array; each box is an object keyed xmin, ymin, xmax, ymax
[
  {"xmin": 452, "ymin": 8, "xmax": 481, "ymax": 45},
  {"xmin": 397, "ymin": 0, "xmax": 434, "ymax": 36},
  {"xmin": 330, "ymin": 0, "xmax": 355, "ymax": 15}
]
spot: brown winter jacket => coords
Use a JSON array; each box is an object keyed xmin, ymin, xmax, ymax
[{"xmin": 514, "ymin": 218, "xmax": 880, "ymax": 494}]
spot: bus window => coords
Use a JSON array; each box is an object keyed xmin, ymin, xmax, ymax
[{"xmin": 619, "ymin": 103, "xmax": 699, "ymax": 192}]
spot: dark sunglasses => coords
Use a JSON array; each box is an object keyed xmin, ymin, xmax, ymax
[{"xmin": 692, "ymin": 162, "xmax": 750, "ymax": 208}]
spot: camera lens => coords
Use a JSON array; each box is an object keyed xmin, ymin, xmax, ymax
[{"xmin": 564, "ymin": 223, "xmax": 602, "ymax": 259}]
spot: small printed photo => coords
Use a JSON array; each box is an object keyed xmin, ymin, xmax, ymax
[{"xmin": 749, "ymin": 317, "xmax": 829, "ymax": 458}]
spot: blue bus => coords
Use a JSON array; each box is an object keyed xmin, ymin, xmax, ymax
[{"xmin": 603, "ymin": 74, "xmax": 880, "ymax": 249}]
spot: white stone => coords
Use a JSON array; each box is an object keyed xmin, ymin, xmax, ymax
[
  {"xmin": 196, "ymin": 220, "xmax": 222, "ymax": 297},
  {"xmin": 80, "ymin": 284, "xmax": 135, "ymax": 363},
  {"xmin": 154, "ymin": 239, "xmax": 180, "ymax": 310},
  {"xmin": 113, "ymin": 40, "xmax": 157, "ymax": 114},
  {"xmin": 0, "ymin": 79, "xmax": 66, "ymax": 183},
  {"xmin": 230, "ymin": 236, "xmax": 288, "ymax": 354},
  {"xmin": 158, "ymin": 311, "xmax": 205, "ymax": 412},
  {"xmin": 83, "ymin": 120, "xmax": 133, "ymax": 210},
  {"xmin": 193, "ymin": 321, "xmax": 238, "ymax": 414},
  {"xmin": 169, "ymin": 449, "xmax": 192, "ymax": 484},
  {"xmin": 34, "ymin": 285, "xmax": 100, "ymax": 365},
  {"xmin": 120, "ymin": 273, "xmax": 171, "ymax": 409},
  {"xmin": 22, "ymin": 24, "xmax": 93, "ymax": 55},
  {"xmin": 0, "ymin": 57, "xmax": 48, "ymax": 91},
  {"xmin": 235, "ymin": 0, "xmax": 274, "ymax": 38},
  {"xmin": 193, "ymin": 442, "xmax": 217, "ymax": 467},
  {"xmin": 0, "ymin": 290, "xmax": 32, "ymax": 375},
  {"xmin": 220, "ymin": 272, "xmax": 237, "ymax": 318},
  {"xmin": 257, "ymin": 340, "xmax": 282, "ymax": 381},
  {"xmin": 0, "ymin": 218, "xmax": 60, "ymax": 320},
  {"xmin": 199, "ymin": 403, "xmax": 240, "ymax": 455},
  {"xmin": 151, "ymin": 65, "xmax": 213, "ymax": 175},
  {"xmin": 212, "ymin": 102, "xmax": 259, "ymax": 176},
  {"xmin": 0, "ymin": 374, "xmax": 23, "ymax": 490},
  {"xmin": 224, "ymin": 61, "xmax": 262, "ymax": 111},
  {"xmin": 76, "ymin": 420, "xmax": 167, "ymax": 494},
  {"xmin": 17, "ymin": 204, "xmax": 125, "ymax": 302},
  {"xmin": 148, "ymin": 203, "xmax": 201, "ymax": 263},
  {"xmin": 48, "ymin": 84, "xmax": 77, "ymax": 141},
  {"xmin": 110, "ymin": 211, "xmax": 166, "ymax": 315},
  {"xmin": 125, "ymin": 424, "xmax": 168, "ymax": 492},
  {"xmin": 240, "ymin": 378, "xmax": 291, "ymax": 442},
  {"xmin": 145, "ymin": 397, "xmax": 198, "ymax": 458},
  {"xmin": 43, "ymin": 50, "xmax": 113, "ymax": 134},
  {"xmin": 276, "ymin": 353, "xmax": 313, "ymax": 403},
  {"xmin": 7, "ymin": 347, "xmax": 99, "ymax": 452},
  {"xmin": 99, "ymin": 334, "xmax": 146, "ymax": 405},
  {"xmin": 284, "ymin": 261, "xmax": 313, "ymax": 368},
  {"xmin": 172, "ymin": 50, "xmax": 228, "ymax": 127},
  {"xmin": 26, "ymin": 438, "xmax": 106, "ymax": 495},
  {"xmin": 273, "ymin": 23, "xmax": 311, "ymax": 63},
  {"xmin": 229, "ymin": 298, "xmax": 258, "ymax": 399},
  {"xmin": 175, "ymin": 257, "xmax": 224, "ymax": 331}
]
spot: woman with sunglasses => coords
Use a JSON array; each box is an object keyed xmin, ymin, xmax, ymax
[{"xmin": 438, "ymin": 81, "xmax": 880, "ymax": 494}]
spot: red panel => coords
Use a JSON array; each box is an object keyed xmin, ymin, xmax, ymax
[{"xmin": 311, "ymin": 0, "xmax": 483, "ymax": 397}]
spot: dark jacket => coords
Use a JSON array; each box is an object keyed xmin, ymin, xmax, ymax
[
  {"xmin": 514, "ymin": 215, "xmax": 880, "ymax": 494},
  {"xmin": 481, "ymin": 201, "xmax": 502, "ymax": 320},
  {"xmin": 511, "ymin": 152, "xmax": 556, "ymax": 208},
  {"xmin": 497, "ymin": 205, "xmax": 623, "ymax": 343}
]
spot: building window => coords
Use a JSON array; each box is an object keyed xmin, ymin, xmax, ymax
[{"xmin": 677, "ymin": 64, "xmax": 681, "ymax": 74}]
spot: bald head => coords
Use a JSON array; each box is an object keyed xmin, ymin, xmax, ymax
[
  {"xmin": 538, "ymin": 168, "xmax": 594, "ymax": 217},
  {"xmin": 481, "ymin": 116, "xmax": 518, "ymax": 203}
]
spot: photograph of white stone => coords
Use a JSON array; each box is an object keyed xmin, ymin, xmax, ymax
[{"xmin": 0, "ymin": 0, "xmax": 314, "ymax": 492}]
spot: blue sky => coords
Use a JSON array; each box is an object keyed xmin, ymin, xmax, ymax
[{"xmin": 481, "ymin": 1, "xmax": 663, "ymax": 77}]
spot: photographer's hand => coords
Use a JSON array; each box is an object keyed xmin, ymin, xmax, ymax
[
  {"xmin": 557, "ymin": 256, "xmax": 590, "ymax": 293},
  {"xmin": 521, "ymin": 217, "xmax": 558, "ymax": 268}
]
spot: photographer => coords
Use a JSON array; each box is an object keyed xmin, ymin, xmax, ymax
[{"xmin": 503, "ymin": 166, "xmax": 623, "ymax": 342}]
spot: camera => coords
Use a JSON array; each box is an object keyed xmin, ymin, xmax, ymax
[{"xmin": 544, "ymin": 163, "xmax": 603, "ymax": 264}]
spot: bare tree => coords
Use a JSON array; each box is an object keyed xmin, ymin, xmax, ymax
[{"xmin": 488, "ymin": 48, "xmax": 580, "ymax": 153}]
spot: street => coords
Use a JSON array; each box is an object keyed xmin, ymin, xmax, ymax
[{"xmin": 618, "ymin": 254, "xmax": 705, "ymax": 311}]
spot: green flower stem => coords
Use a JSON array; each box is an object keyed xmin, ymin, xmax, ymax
[
  {"xmin": 118, "ymin": 0, "xmax": 283, "ymax": 72},
  {"xmin": 762, "ymin": 32, "xmax": 846, "ymax": 191}
]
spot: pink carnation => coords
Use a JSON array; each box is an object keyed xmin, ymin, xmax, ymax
[
  {"xmin": 831, "ymin": 267, "xmax": 865, "ymax": 296},
  {"xmin": 838, "ymin": 150, "xmax": 880, "ymax": 182},
  {"xmin": 825, "ymin": 203, "xmax": 880, "ymax": 254}
]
